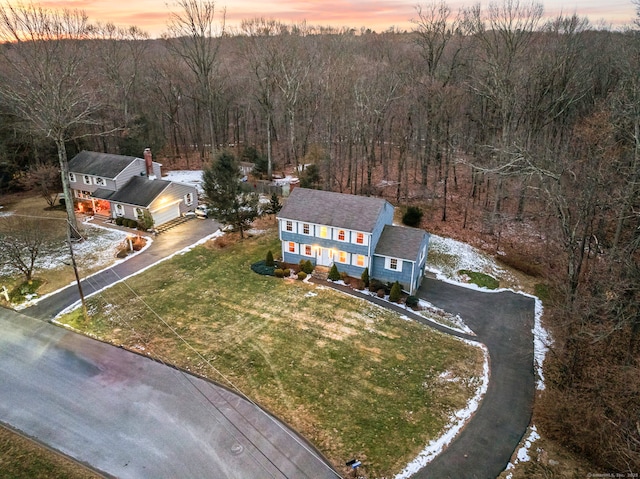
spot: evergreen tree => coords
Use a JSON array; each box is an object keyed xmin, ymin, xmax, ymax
[
  {"xmin": 389, "ymin": 281, "xmax": 402, "ymax": 303},
  {"xmin": 328, "ymin": 264, "xmax": 340, "ymax": 281},
  {"xmin": 361, "ymin": 267, "xmax": 370, "ymax": 287},
  {"xmin": 203, "ymin": 150, "xmax": 259, "ymax": 238},
  {"xmin": 264, "ymin": 192, "xmax": 282, "ymax": 216},
  {"xmin": 265, "ymin": 250, "xmax": 274, "ymax": 266}
]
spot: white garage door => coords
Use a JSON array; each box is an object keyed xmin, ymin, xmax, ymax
[{"xmin": 151, "ymin": 203, "xmax": 181, "ymax": 226}]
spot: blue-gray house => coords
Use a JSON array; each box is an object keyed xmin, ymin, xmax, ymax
[{"xmin": 277, "ymin": 188, "xmax": 430, "ymax": 294}]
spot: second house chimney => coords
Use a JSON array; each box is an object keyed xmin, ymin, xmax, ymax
[{"xmin": 143, "ymin": 148, "xmax": 156, "ymax": 179}]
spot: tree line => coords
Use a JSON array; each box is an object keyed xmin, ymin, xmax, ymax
[{"xmin": 0, "ymin": 0, "xmax": 638, "ymax": 473}]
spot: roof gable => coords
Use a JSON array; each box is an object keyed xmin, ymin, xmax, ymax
[
  {"xmin": 277, "ymin": 188, "xmax": 389, "ymax": 233},
  {"xmin": 106, "ymin": 177, "xmax": 172, "ymax": 207},
  {"xmin": 68, "ymin": 151, "xmax": 139, "ymax": 179},
  {"xmin": 374, "ymin": 225, "xmax": 429, "ymax": 261}
]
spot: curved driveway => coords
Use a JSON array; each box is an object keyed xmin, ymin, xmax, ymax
[
  {"xmin": 415, "ymin": 278, "xmax": 535, "ymax": 479},
  {"xmin": 2, "ymin": 219, "xmax": 340, "ymax": 479}
]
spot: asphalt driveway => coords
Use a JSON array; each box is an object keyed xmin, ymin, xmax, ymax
[{"xmin": 414, "ymin": 277, "xmax": 536, "ymax": 479}]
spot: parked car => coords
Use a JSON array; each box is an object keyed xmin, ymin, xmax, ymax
[{"xmin": 195, "ymin": 205, "xmax": 210, "ymax": 219}]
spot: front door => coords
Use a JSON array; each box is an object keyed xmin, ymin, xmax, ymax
[{"xmin": 317, "ymin": 247, "xmax": 332, "ymax": 266}]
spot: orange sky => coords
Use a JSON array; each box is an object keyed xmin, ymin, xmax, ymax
[{"xmin": 12, "ymin": 1, "xmax": 639, "ymax": 38}]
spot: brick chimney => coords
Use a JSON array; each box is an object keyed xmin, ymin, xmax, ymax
[{"xmin": 143, "ymin": 148, "xmax": 155, "ymax": 179}]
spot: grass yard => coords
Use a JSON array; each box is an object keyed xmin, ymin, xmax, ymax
[
  {"xmin": 0, "ymin": 424, "xmax": 101, "ymax": 479},
  {"xmin": 60, "ymin": 229, "xmax": 484, "ymax": 478}
]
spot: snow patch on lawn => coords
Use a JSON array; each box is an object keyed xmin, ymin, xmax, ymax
[
  {"xmin": 394, "ymin": 339, "xmax": 490, "ymax": 479},
  {"xmin": 505, "ymin": 425, "xmax": 541, "ymax": 477},
  {"xmin": 163, "ymin": 170, "xmax": 204, "ymax": 195}
]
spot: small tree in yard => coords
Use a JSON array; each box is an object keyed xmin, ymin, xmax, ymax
[
  {"xmin": 361, "ymin": 267, "xmax": 370, "ymax": 287},
  {"xmin": 402, "ymin": 206, "xmax": 423, "ymax": 227},
  {"xmin": 265, "ymin": 250, "xmax": 274, "ymax": 267},
  {"xmin": 15, "ymin": 162, "xmax": 62, "ymax": 208},
  {"xmin": 264, "ymin": 192, "xmax": 282, "ymax": 216},
  {"xmin": 0, "ymin": 216, "xmax": 61, "ymax": 282},
  {"xmin": 328, "ymin": 264, "xmax": 340, "ymax": 281},
  {"xmin": 202, "ymin": 150, "xmax": 260, "ymax": 239},
  {"xmin": 389, "ymin": 281, "xmax": 402, "ymax": 303}
]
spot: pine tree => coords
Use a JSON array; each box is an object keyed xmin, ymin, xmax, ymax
[
  {"xmin": 361, "ymin": 267, "xmax": 370, "ymax": 287},
  {"xmin": 328, "ymin": 264, "xmax": 340, "ymax": 281},
  {"xmin": 389, "ymin": 281, "xmax": 402, "ymax": 303},
  {"xmin": 265, "ymin": 250, "xmax": 274, "ymax": 267}
]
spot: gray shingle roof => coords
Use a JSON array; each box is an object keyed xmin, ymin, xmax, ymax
[
  {"xmin": 105, "ymin": 176, "xmax": 171, "ymax": 207},
  {"xmin": 277, "ymin": 188, "xmax": 389, "ymax": 232},
  {"xmin": 68, "ymin": 151, "xmax": 139, "ymax": 178},
  {"xmin": 374, "ymin": 224, "xmax": 429, "ymax": 261}
]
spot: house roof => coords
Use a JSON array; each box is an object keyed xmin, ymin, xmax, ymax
[
  {"xmin": 277, "ymin": 188, "xmax": 389, "ymax": 233},
  {"xmin": 97, "ymin": 176, "xmax": 172, "ymax": 207},
  {"xmin": 374, "ymin": 224, "xmax": 429, "ymax": 262},
  {"xmin": 68, "ymin": 151, "xmax": 139, "ymax": 178}
]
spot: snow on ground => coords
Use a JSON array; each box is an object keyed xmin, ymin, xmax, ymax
[
  {"xmin": 394, "ymin": 339, "xmax": 490, "ymax": 479},
  {"xmin": 163, "ymin": 170, "xmax": 204, "ymax": 195},
  {"xmin": 505, "ymin": 426, "xmax": 541, "ymax": 477}
]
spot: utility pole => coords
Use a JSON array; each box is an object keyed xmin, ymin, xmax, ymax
[{"xmin": 66, "ymin": 220, "xmax": 88, "ymax": 320}]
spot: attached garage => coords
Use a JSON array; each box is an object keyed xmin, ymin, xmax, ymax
[{"xmin": 150, "ymin": 201, "xmax": 181, "ymax": 226}]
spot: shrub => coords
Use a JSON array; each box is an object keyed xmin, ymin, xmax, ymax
[
  {"xmin": 265, "ymin": 250, "xmax": 275, "ymax": 267},
  {"xmin": 369, "ymin": 279, "xmax": 387, "ymax": 294},
  {"xmin": 376, "ymin": 288, "xmax": 385, "ymax": 298},
  {"xmin": 274, "ymin": 268, "xmax": 284, "ymax": 278},
  {"xmin": 301, "ymin": 260, "xmax": 314, "ymax": 274},
  {"xmin": 297, "ymin": 271, "xmax": 307, "ymax": 281},
  {"xmin": 115, "ymin": 217, "xmax": 124, "ymax": 226},
  {"xmin": 126, "ymin": 219, "xmax": 137, "ymax": 228},
  {"xmin": 402, "ymin": 206, "xmax": 423, "ymax": 227},
  {"xmin": 328, "ymin": 264, "xmax": 341, "ymax": 281},
  {"xmin": 361, "ymin": 267, "xmax": 370, "ymax": 287},
  {"xmin": 283, "ymin": 268, "xmax": 291, "ymax": 277},
  {"xmin": 389, "ymin": 281, "xmax": 402, "ymax": 302},
  {"xmin": 251, "ymin": 260, "xmax": 275, "ymax": 276},
  {"xmin": 405, "ymin": 295, "xmax": 419, "ymax": 308}
]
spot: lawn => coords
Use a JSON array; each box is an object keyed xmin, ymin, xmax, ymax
[
  {"xmin": 60, "ymin": 228, "xmax": 484, "ymax": 478},
  {"xmin": 0, "ymin": 424, "xmax": 101, "ymax": 479}
]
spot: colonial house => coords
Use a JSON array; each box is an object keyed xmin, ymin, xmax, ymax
[
  {"xmin": 277, "ymin": 188, "xmax": 430, "ymax": 294},
  {"xmin": 67, "ymin": 149, "xmax": 198, "ymax": 227}
]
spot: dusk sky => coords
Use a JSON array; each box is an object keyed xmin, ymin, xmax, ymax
[{"xmin": 15, "ymin": 1, "xmax": 639, "ymax": 38}]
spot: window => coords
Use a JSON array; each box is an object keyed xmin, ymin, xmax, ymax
[
  {"xmin": 69, "ymin": 172, "xmax": 76, "ymax": 182},
  {"xmin": 134, "ymin": 207, "xmax": 144, "ymax": 219},
  {"xmin": 75, "ymin": 190, "xmax": 91, "ymax": 200},
  {"xmin": 185, "ymin": 192, "xmax": 193, "ymax": 206},
  {"xmin": 303, "ymin": 223, "xmax": 310, "ymax": 235},
  {"xmin": 319, "ymin": 226, "xmax": 327, "ymax": 238},
  {"xmin": 356, "ymin": 255, "xmax": 365, "ymax": 267},
  {"xmin": 286, "ymin": 221, "xmax": 293, "ymax": 232},
  {"xmin": 288, "ymin": 242, "xmax": 296, "ymax": 253},
  {"xmin": 94, "ymin": 177, "xmax": 106, "ymax": 186},
  {"xmin": 356, "ymin": 232, "xmax": 364, "ymax": 244},
  {"xmin": 115, "ymin": 204, "xmax": 124, "ymax": 216},
  {"xmin": 304, "ymin": 245, "xmax": 312, "ymax": 256},
  {"xmin": 338, "ymin": 251, "xmax": 347, "ymax": 263},
  {"xmin": 385, "ymin": 257, "xmax": 403, "ymax": 272},
  {"xmin": 83, "ymin": 175, "xmax": 91, "ymax": 185},
  {"xmin": 338, "ymin": 230, "xmax": 345, "ymax": 241}
]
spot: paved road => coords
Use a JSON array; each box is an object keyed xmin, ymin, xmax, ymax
[
  {"xmin": 0, "ymin": 308, "xmax": 339, "ymax": 478},
  {"xmin": 24, "ymin": 218, "xmax": 221, "ymax": 320},
  {"xmin": 414, "ymin": 278, "xmax": 535, "ymax": 479},
  {"xmin": 3, "ymin": 218, "xmax": 339, "ymax": 479}
]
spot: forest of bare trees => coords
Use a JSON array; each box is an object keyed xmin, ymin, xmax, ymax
[{"xmin": 0, "ymin": 0, "xmax": 638, "ymax": 473}]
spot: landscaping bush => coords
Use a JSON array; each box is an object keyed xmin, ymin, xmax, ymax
[
  {"xmin": 251, "ymin": 260, "xmax": 275, "ymax": 276},
  {"xmin": 265, "ymin": 250, "xmax": 274, "ymax": 267},
  {"xmin": 282, "ymin": 268, "xmax": 291, "ymax": 277},
  {"xmin": 297, "ymin": 271, "xmax": 307, "ymax": 281},
  {"xmin": 361, "ymin": 267, "xmax": 370, "ymax": 287},
  {"xmin": 389, "ymin": 281, "xmax": 402, "ymax": 302},
  {"xmin": 405, "ymin": 295, "xmax": 419, "ymax": 308},
  {"xmin": 328, "ymin": 264, "xmax": 341, "ymax": 281},
  {"xmin": 126, "ymin": 219, "xmax": 137, "ymax": 228},
  {"xmin": 376, "ymin": 288, "xmax": 385, "ymax": 298},
  {"xmin": 369, "ymin": 279, "xmax": 387, "ymax": 294},
  {"xmin": 274, "ymin": 268, "xmax": 284, "ymax": 278},
  {"xmin": 300, "ymin": 259, "xmax": 314, "ymax": 274},
  {"xmin": 115, "ymin": 217, "xmax": 124, "ymax": 226},
  {"xmin": 402, "ymin": 206, "xmax": 423, "ymax": 227}
]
